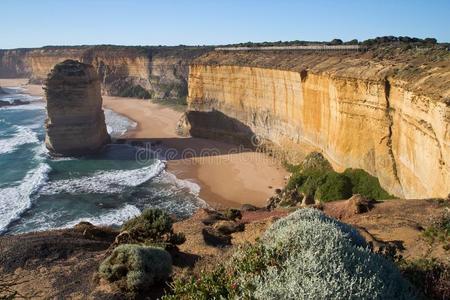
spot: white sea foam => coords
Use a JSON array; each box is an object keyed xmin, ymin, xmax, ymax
[
  {"xmin": 158, "ymin": 170, "xmax": 202, "ymax": 196},
  {"xmin": 61, "ymin": 204, "xmax": 141, "ymax": 228},
  {"xmin": 104, "ymin": 109, "xmax": 137, "ymax": 138},
  {"xmin": 0, "ymin": 102, "xmax": 45, "ymax": 111},
  {"xmin": 0, "ymin": 126, "xmax": 40, "ymax": 154},
  {"xmin": 0, "ymin": 87, "xmax": 43, "ymax": 103},
  {"xmin": 40, "ymin": 160, "xmax": 166, "ymax": 194},
  {"xmin": 0, "ymin": 163, "xmax": 51, "ymax": 233}
]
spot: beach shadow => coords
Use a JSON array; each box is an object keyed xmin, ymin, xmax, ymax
[
  {"xmin": 114, "ymin": 136, "xmax": 256, "ymax": 161},
  {"xmin": 114, "ymin": 109, "xmax": 263, "ymax": 161}
]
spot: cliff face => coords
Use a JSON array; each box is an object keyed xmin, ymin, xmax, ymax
[
  {"xmin": 45, "ymin": 60, "xmax": 110, "ymax": 156},
  {"xmin": 0, "ymin": 46, "xmax": 209, "ymax": 99},
  {"xmin": 186, "ymin": 51, "xmax": 450, "ymax": 199},
  {"xmin": 0, "ymin": 49, "xmax": 31, "ymax": 78}
]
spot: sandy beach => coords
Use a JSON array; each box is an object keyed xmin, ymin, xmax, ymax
[{"xmin": 1, "ymin": 78, "xmax": 287, "ymax": 209}]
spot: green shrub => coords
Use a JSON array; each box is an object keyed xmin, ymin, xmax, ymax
[
  {"xmin": 122, "ymin": 208, "xmax": 185, "ymax": 245},
  {"xmin": 315, "ymin": 172, "xmax": 353, "ymax": 201},
  {"xmin": 285, "ymin": 171, "xmax": 308, "ymax": 190},
  {"xmin": 99, "ymin": 244, "xmax": 172, "ymax": 291},
  {"xmin": 164, "ymin": 209, "xmax": 417, "ymax": 299},
  {"xmin": 343, "ymin": 168, "xmax": 393, "ymax": 199},
  {"xmin": 297, "ymin": 169, "xmax": 328, "ymax": 198},
  {"xmin": 118, "ymin": 84, "xmax": 152, "ymax": 99},
  {"xmin": 285, "ymin": 156, "xmax": 392, "ymax": 203}
]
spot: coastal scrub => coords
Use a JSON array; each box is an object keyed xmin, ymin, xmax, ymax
[
  {"xmin": 99, "ymin": 244, "xmax": 172, "ymax": 291},
  {"xmin": 164, "ymin": 209, "xmax": 417, "ymax": 299}
]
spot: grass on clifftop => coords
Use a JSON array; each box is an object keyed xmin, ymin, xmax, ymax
[{"xmin": 285, "ymin": 152, "xmax": 393, "ymax": 202}]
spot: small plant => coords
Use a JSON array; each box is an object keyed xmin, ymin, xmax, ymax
[
  {"xmin": 422, "ymin": 209, "xmax": 450, "ymax": 250},
  {"xmin": 223, "ymin": 208, "xmax": 242, "ymax": 221},
  {"xmin": 399, "ymin": 258, "xmax": 450, "ymax": 299},
  {"xmin": 121, "ymin": 208, "xmax": 185, "ymax": 246},
  {"xmin": 99, "ymin": 244, "xmax": 172, "ymax": 292}
]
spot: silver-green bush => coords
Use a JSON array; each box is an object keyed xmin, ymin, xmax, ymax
[
  {"xmin": 244, "ymin": 209, "xmax": 417, "ymax": 299},
  {"xmin": 99, "ymin": 244, "xmax": 172, "ymax": 291}
]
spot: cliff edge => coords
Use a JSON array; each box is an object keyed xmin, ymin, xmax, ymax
[
  {"xmin": 45, "ymin": 60, "xmax": 110, "ymax": 156},
  {"xmin": 184, "ymin": 48, "xmax": 450, "ymax": 199}
]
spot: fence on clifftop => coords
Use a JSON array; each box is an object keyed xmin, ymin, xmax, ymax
[{"xmin": 215, "ymin": 45, "xmax": 367, "ymax": 52}]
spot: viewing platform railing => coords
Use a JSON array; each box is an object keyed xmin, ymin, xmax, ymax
[{"xmin": 215, "ymin": 45, "xmax": 366, "ymax": 51}]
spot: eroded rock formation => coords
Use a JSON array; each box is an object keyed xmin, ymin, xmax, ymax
[
  {"xmin": 45, "ymin": 60, "xmax": 110, "ymax": 156},
  {"xmin": 183, "ymin": 50, "xmax": 450, "ymax": 199}
]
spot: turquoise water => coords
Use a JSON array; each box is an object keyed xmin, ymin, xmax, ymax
[{"xmin": 0, "ymin": 87, "xmax": 205, "ymax": 235}]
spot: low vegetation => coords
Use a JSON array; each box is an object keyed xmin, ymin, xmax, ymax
[
  {"xmin": 422, "ymin": 208, "xmax": 450, "ymax": 251},
  {"xmin": 224, "ymin": 36, "xmax": 447, "ymax": 48},
  {"xmin": 120, "ymin": 208, "xmax": 185, "ymax": 247},
  {"xmin": 118, "ymin": 84, "xmax": 152, "ymax": 99},
  {"xmin": 99, "ymin": 244, "xmax": 172, "ymax": 292},
  {"xmin": 285, "ymin": 152, "xmax": 392, "ymax": 203},
  {"xmin": 399, "ymin": 258, "xmax": 450, "ymax": 300},
  {"xmin": 164, "ymin": 209, "xmax": 417, "ymax": 299}
]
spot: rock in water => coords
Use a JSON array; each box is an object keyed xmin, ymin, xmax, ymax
[{"xmin": 45, "ymin": 60, "xmax": 110, "ymax": 156}]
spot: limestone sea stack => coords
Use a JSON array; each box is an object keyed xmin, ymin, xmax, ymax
[{"xmin": 45, "ymin": 60, "xmax": 110, "ymax": 156}]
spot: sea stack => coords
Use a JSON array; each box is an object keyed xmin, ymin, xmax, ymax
[{"xmin": 45, "ymin": 60, "xmax": 110, "ymax": 156}]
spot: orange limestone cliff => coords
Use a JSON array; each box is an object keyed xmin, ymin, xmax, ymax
[
  {"xmin": 183, "ymin": 50, "xmax": 450, "ymax": 199},
  {"xmin": 0, "ymin": 46, "xmax": 209, "ymax": 99},
  {"xmin": 45, "ymin": 60, "xmax": 110, "ymax": 156}
]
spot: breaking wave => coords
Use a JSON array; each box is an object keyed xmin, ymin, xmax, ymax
[
  {"xmin": 40, "ymin": 160, "xmax": 166, "ymax": 194},
  {"xmin": 61, "ymin": 204, "xmax": 141, "ymax": 229},
  {"xmin": 0, "ymin": 125, "xmax": 40, "ymax": 154},
  {"xmin": 104, "ymin": 109, "xmax": 137, "ymax": 138},
  {"xmin": 0, "ymin": 163, "xmax": 51, "ymax": 233}
]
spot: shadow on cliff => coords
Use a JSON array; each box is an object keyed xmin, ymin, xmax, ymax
[{"xmin": 115, "ymin": 110, "xmax": 261, "ymax": 161}]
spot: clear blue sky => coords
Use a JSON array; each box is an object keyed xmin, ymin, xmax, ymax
[{"xmin": 1, "ymin": 0, "xmax": 449, "ymax": 49}]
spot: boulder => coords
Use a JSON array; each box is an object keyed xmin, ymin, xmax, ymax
[
  {"xmin": 213, "ymin": 220, "xmax": 245, "ymax": 234},
  {"xmin": 44, "ymin": 60, "xmax": 110, "ymax": 156},
  {"xmin": 301, "ymin": 193, "xmax": 315, "ymax": 206},
  {"xmin": 241, "ymin": 204, "xmax": 258, "ymax": 211},
  {"xmin": 347, "ymin": 194, "xmax": 375, "ymax": 214},
  {"xmin": 202, "ymin": 227, "xmax": 231, "ymax": 246}
]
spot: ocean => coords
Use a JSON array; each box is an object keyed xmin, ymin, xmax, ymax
[{"xmin": 0, "ymin": 86, "xmax": 205, "ymax": 235}]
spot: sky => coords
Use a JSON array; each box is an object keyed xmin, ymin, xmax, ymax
[{"xmin": 1, "ymin": 0, "xmax": 450, "ymax": 49}]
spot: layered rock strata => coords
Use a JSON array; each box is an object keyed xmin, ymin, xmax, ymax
[
  {"xmin": 45, "ymin": 60, "xmax": 110, "ymax": 156},
  {"xmin": 184, "ymin": 50, "xmax": 450, "ymax": 199},
  {"xmin": 0, "ymin": 46, "xmax": 210, "ymax": 99}
]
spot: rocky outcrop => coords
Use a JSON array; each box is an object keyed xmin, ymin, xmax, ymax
[
  {"xmin": 0, "ymin": 46, "xmax": 210, "ymax": 99},
  {"xmin": 184, "ymin": 50, "xmax": 450, "ymax": 199},
  {"xmin": 45, "ymin": 60, "xmax": 110, "ymax": 156}
]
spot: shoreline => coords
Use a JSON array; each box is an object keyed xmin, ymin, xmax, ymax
[{"xmin": 0, "ymin": 78, "xmax": 288, "ymax": 209}]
